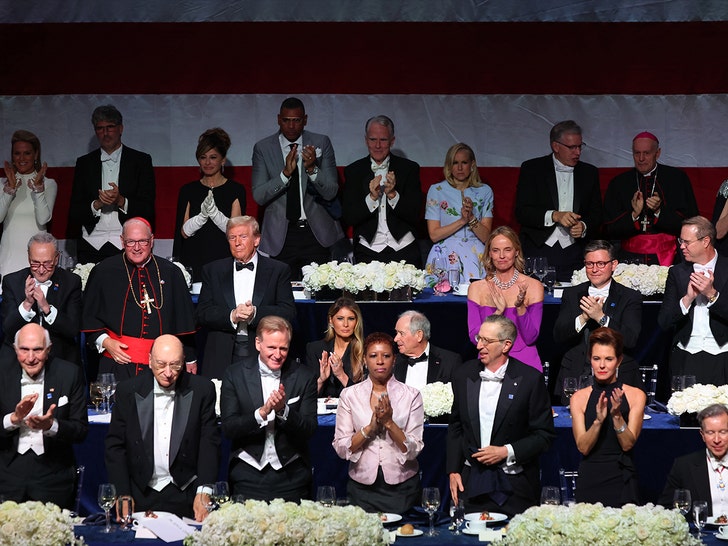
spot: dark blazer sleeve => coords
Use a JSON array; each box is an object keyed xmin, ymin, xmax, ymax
[
  {"xmin": 342, "ymin": 159, "xmax": 376, "ymax": 230},
  {"xmin": 430, "ymin": 345, "xmax": 461, "ymax": 383},
  {"xmin": 190, "ymin": 377, "xmax": 222, "ymax": 487},
  {"xmin": 119, "ymin": 147, "xmax": 156, "ymax": 229},
  {"xmin": 196, "ymin": 261, "xmax": 236, "ymax": 334},
  {"xmin": 220, "ymin": 364, "xmax": 267, "ymax": 447},
  {"xmin": 575, "ymin": 162, "xmax": 603, "ymax": 236},
  {"xmin": 515, "ymin": 156, "xmax": 555, "ymax": 231},
  {"xmin": 251, "ymin": 258, "xmax": 296, "ymax": 328},
  {"xmin": 1, "ymin": 271, "xmax": 30, "ymax": 344},
  {"xmin": 51, "ymin": 359, "xmax": 89, "ymax": 444},
  {"xmin": 104, "ymin": 379, "xmax": 138, "ymax": 496},
  {"xmin": 446, "ymin": 362, "xmax": 475, "ymax": 474},
  {"xmin": 69, "ymin": 151, "xmax": 102, "ymax": 236},
  {"xmin": 553, "ymin": 285, "xmax": 587, "ymax": 345},
  {"xmin": 657, "ymin": 264, "xmax": 688, "ymax": 335},
  {"xmin": 386, "ymin": 156, "xmax": 423, "ymax": 231},
  {"xmin": 658, "ymin": 451, "xmax": 712, "ymax": 515},
  {"xmin": 607, "ymin": 283, "xmax": 642, "ymax": 349}
]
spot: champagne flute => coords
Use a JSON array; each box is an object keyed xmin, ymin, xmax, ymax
[
  {"xmin": 98, "ymin": 483, "xmax": 117, "ymax": 533},
  {"xmin": 449, "ymin": 498, "xmax": 465, "ymax": 535},
  {"xmin": 316, "ymin": 485, "xmax": 336, "ymax": 507},
  {"xmin": 422, "ymin": 487, "xmax": 441, "ymax": 536},
  {"xmin": 673, "ymin": 488, "xmax": 691, "ymax": 518},
  {"xmin": 693, "ymin": 500, "xmax": 707, "ymax": 537},
  {"xmin": 562, "ymin": 377, "xmax": 578, "ymax": 416}
]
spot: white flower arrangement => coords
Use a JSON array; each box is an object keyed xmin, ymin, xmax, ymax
[
  {"xmin": 571, "ymin": 263, "xmax": 670, "ymax": 296},
  {"xmin": 183, "ymin": 499, "xmax": 389, "ymax": 546},
  {"xmin": 667, "ymin": 383, "xmax": 728, "ymax": 415},
  {"xmin": 493, "ymin": 503, "xmax": 700, "ymax": 546},
  {"xmin": 301, "ymin": 260, "xmax": 426, "ymax": 296},
  {"xmin": 172, "ymin": 260, "xmax": 192, "ymax": 289},
  {"xmin": 211, "ymin": 379, "xmax": 222, "ymax": 416},
  {"xmin": 420, "ymin": 381, "xmax": 453, "ymax": 417},
  {"xmin": 0, "ymin": 501, "xmax": 84, "ymax": 546},
  {"xmin": 71, "ymin": 262, "xmax": 95, "ymax": 291}
]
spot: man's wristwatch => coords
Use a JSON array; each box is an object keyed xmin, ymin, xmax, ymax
[
  {"xmin": 306, "ymin": 166, "xmax": 319, "ymax": 176},
  {"xmin": 598, "ymin": 315, "xmax": 608, "ymax": 326},
  {"xmin": 709, "ymin": 291, "xmax": 720, "ymax": 304}
]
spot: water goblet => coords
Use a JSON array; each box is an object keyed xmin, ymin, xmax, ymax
[
  {"xmin": 540, "ymin": 486, "xmax": 561, "ymax": 506},
  {"xmin": 316, "ymin": 485, "xmax": 336, "ymax": 507},
  {"xmin": 449, "ymin": 498, "xmax": 465, "ymax": 535},
  {"xmin": 693, "ymin": 500, "xmax": 707, "ymax": 537},
  {"xmin": 534, "ymin": 257, "xmax": 548, "ymax": 285},
  {"xmin": 422, "ymin": 487, "xmax": 441, "ymax": 536},
  {"xmin": 98, "ymin": 483, "xmax": 117, "ymax": 533},
  {"xmin": 201, "ymin": 483, "xmax": 217, "ymax": 512},
  {"xmin": 673, "ymin": 488, "xmax": 691, "ymax": 518},
  {"xmin": 215, "ymin": 481, "xmax": 230, "ymax": 507},
  {"xmin": 89, "ymin": 382, "xmax": 104, "ymax": 412}
]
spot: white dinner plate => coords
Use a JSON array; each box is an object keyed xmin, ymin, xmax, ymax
[
  {"xmin": 463, "ymin": 527, "xmax": 486, "ymax": 536},
  {"xmin": 317, "ymin": 397, "xmax": 339, "ymax": 415},
  {"xmin": 395, "ymin": 528, "xmax": 423, "ymax": 537},
  {"xmin": 379, "ymin": 513, "xmax": 402, "ymax": 524},
  {"xmin": 464, "ymin": 511, "xmax": 508, "ymax": 524},
  {"xmin": 715, "ymin": 532, "xmax": 728, "ymax": 541},
  {"xmin": 707, "ymin": 516, "xmax": 728, "ymax": 526},
  {"xmin": 643, "ymin": 414, "xmax": 652, "ymax": 420}
]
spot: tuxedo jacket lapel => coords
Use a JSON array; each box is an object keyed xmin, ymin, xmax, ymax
[
  {"xmin": 221, "ymin": 259, "xmax": 237, "ymax": 312},
  {"xmin": 492, "ymin": 367, "xmax": 521, "ymax": 439},
  {"xmin": 252, "ymin": 258, "xmax": 269, "ymax": 308},
  {"xmin": 546, "ymin": 167, "xmax": 559, "ymax": 211},
  {"xmin": 135, "ymin": 389, "xmax": 155, "ymax": 464},
  {"xmin": 466, "ymin": 375, "xmax": 481, "ymax": 447},
  {"xmin": 426, "ymin": 351, "xmax": 439, "ymax": 383},
  {"xmin": 572, "ymin": 165, "xmax": 584, "ymax": 212},
  {"xmin": 243, "ymin": 363, "xmax": 264, "ymax": 409},
  {"xmin": 170, "ymin": 388, "xmax": 192, "ymax": 465}
]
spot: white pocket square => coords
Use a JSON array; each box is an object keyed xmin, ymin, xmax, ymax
[
  {"xmin": 58, "ymin": 395, "xmax": 69, "ymax": 407},
  {"xmin": 287, "ymin": 396, "xmax": 301, "ymax": 405}
]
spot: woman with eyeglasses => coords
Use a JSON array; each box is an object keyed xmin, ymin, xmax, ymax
[
  {"xmin": 570, "ymin": 327, "xmax": 646, "ymax": 507},
  {"xmin": 0, "ymin": 130, "xmax": 57, "ymax": 277}
]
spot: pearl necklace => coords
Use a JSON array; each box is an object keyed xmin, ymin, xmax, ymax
[{"xmin": 492, "ymin": 270, "xmax": 519, "ymax": 290}]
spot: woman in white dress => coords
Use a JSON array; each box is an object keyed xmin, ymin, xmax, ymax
[{"xmin": 0, "ymin": 130, "xmax": 57, "ymax": 277}]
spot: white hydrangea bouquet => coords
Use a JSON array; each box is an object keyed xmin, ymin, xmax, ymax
[
  {"xmin": 71, "ymin": 263, "xmax": 95, "ymax": 290},
  {"xmin": 0, "ymin": 501, "xmax": 84, "ymax": 546},
  {"xmin": 667, "ymin": 383, "xmax": 728, "ymax": 415},
  {"xmin": 493, "ymin": 503, "xmax": 700, "ymax": 546},
  {"xmin": 420, "ymin": 381, "xmax": 453, "ymax": 418},
  {"xmin": 301, "ymin": 260, "xmax": 426, "ymax": 296},
  {"xmin": 571, "ymin": 263, "xmax": 669, "ymax": 296},
  {"xmin": 183, "ymin": 499, "xmax": 389, "ymax": 546}
]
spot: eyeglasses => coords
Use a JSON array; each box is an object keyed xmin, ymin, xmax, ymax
[
  {"xmin": 123, "ymin": 238, "xmax": 151, "ymax": 248},
  {"xmin": 701, "ymin": 429, "xmax": 728, "ymax": 438},
  {"xmin": 29, "ymin": 260, "xmax": 57, "ymax": 270},
  {"xmin": 475, "ymin": 336, "xmax": 503, "ymax": 345},
  {"xmin": 94, "ymin": 123, "xmax": 120, "ymax": 133},
  {"xmin": 677, "ymin": 237, "xmax": 705, "ymax": 247},
  {"xmin": 151, "ymin": 361, "xmax": 183, "ymax": 372},
  {"xmin": 584, "ymin": 261, "xmax": 612, "ymax": 269},
  {"xmin": 555, "ymin": 141, "xmax": 585, "ymax": 152}
]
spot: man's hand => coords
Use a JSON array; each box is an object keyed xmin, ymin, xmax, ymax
[
  {"xmin": 26, "ymin": 403, "xmax": 56, "ymax": 431},
  {"xmin": 689, "ymin": 270, "xmax": 716, "ymax": 298},
  {"xmin": 645, "ymin": 193, "xmax": 662, "ymax": 213},
  {"xmin": 260, "ymin": 384, "xmax": 286, "ymax": 419},
  {"xmin": 449, "ymin": 473, "xmax": 464, "ymax": 504},
  {"xmin": 368, "ymin": 175, "xmax": 383, "ymax": 201},
  {"xmin": 472, "ymin": 445, "xmax": 508, "ymax": 466},
  {"xmin": 231, "ymin": 302, "xmax": 255, "ymax": 324},
  {"xmin": 579, "ymin": 295, "xmax": 605, "ymax": 322},
  {"xmin": 283, "ymin": 144, "xmax": 298, "ymax": 178},
  {"xmin": 22, "ymin": 275, "xmax": 37, "ymax": 309},
  {"xmin": 186, "ymin": 361, "xmax": 198, "ymax": 375},
  {"xmin": 569, "ymin": 221, "xmax": 585, "ymax": 238},
  {"xmin": 552, "ymin": 211, "xmax": 581, "ymax": 228},
  {"xmin": 102, "ymin": 337, "xmax": 132, "ymax": 364},
  {"xmin": 301, "ymin": 144, "xmax": 317, "ymax": 172},
  {"xmin": 631, "ymin": 190, "xmax": 644, "ymax": 217},
  {"xmin": 383, "ymin": 171, "xmax": 397, "ymax": 199},
  {"xmin": 11, "ymin": 393, "xmax": 39, "ymax": 425},
  {"xmin": 193, "ymin": 493, "xmax": 209, "ymax": 522}
]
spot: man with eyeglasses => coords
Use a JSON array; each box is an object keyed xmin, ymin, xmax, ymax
[
  {"xmin": 251, "ymin": 97, "xmax": 345, "ymax": 280},
  {"xmin": 604, "ymin": 131, "xmax": 698, "ymax": 266},
  {"xmin": 554, "ymin": 240, "xmax": 643, "ymax": 403},
  {"xmin": 1, "ymin": 233, "xmax": 82, "ymax": 364},
  {"xmin": 69, "ymin": 104, "xmax": 156, "ymax": 264},
  {"xmin": 515, "ymin": 120, "xmax": 602, "ymax": 281},
  {"xmin": 106, "ymin": 334, "xmax": 220, "ymax": 521},
  {"xmin": 658, "ymin": 216, "xmax": 728, "ymax": 385},
  {"xmin": 660, "ymin": 403, "xmax": 728, "ymax": 517},
  {"xmin": 82, "ymin": 218, "xmax": 196, "ymax": 381}
]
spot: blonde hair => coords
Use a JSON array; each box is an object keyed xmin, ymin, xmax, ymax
[
  {"xmin": 482, "ymin": 226, "xmax": 525, "ymax": 276},
  {"xmin": 443, "ymin": 143, "xmax": 482, "ymax": 189}
]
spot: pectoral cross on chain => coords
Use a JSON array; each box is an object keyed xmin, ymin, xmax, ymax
[
  {"xmin": 640, "ymin": 215, "xmax": 651, "ymax": 232},
  {"xmin": 140, "ymin": 284, "xmax": 155, "ymax": 314}
]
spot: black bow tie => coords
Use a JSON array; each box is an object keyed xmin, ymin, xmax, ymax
[
  {"xmin": 235, "ymin": 261, "xmax": 254, "ymax": 272},
  {"xmin": 407, "ymin": 353, "xmax": 428, "ymax": 366}
]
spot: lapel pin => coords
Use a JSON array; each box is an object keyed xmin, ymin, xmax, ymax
[
  {"xmin": 508, "ymin": 394, "xmax": 514, "ymax": 399},
  {"xmin": 47, "ymin": 393, "xmax": 53, "ymax": 399}
]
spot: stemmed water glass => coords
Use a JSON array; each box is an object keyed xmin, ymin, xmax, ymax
[
  {"xmin": 534, "ymin": 257, "xmax": 548, "ymax": 285},
  {"xmin": 215, "ymin": 481, "xmax": 230, "ymax": 507},
  {"xmin": 422, "ymin": 487, "xmax": 441, "ymax": 536},
  {"xmin": 98, "ymin": 373, "xmax": 116, "ymax": 413},
  {"xmin": 692, "ymin": 500, "xmax": 707, "ymax": 537},
  {"xmin": 673, "ymin": 488, "xmax": 691, "ymax": 518},
  {"xmin": 98, "ymin": 483, "xmax": 117, "ymax": 533},
  {"xmin": 449, "ymin": 498, "xmax": 465, "ymax": 535},
  {"xmin": 562, "ymin": 377, "xmax": 578, "ymax": 416}
]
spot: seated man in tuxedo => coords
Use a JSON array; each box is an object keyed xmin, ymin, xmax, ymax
[
  {"xmin": 342, "ymin": 115, "xmax": 423, "ymax": 267},
  {"xmin": 393, "ymin": 310, "xmax": 460, "ymax": 389},
  {"xmin": 447, "ymin": 315, "xmax": 555, "ymax": 516},
  {"xmin": 68, "ymin": 104, "xmax": 155, "ymax": 264},
  {"xmin": 1, "ymin": 232, "xmax": 82, "ymax": 365},
  {"xmin": 196, "ymin": 215, "xmax": 296, "ymax": 378},
  {"xmin": 0, "ymin": 323, "xmax": 88, "ymax": 509},
  {"xmin": 221, "ymin": 316, "xmax": 317, "ymax": 502},
  {"xmin": 105, "ymin": 334, "xmax": 220, "ymax": 521},
  {"xmin": 553, "ymin": 240, "xmax": 643, "ymax": 403},
  {"xmin": 660, "ymin": 403, "xmax": 728, "ymax": 517}
]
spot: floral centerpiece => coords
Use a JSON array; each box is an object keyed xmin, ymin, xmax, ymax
[
  {"xmin": 493, "ymin": 503, "xmax": 700, "ymax": 546},
  {"xmin": 71, "ymin": 263, "xmax": 95, "ymax": 290},
  {"xmin": 570, "ymin": 263, "xmax": 669, "ymax": 296},
  {"xmin": 420, "ymin": 381, "xmax": 453, "ymax": 418},
  {"xmin": 0, "ymin": 500, "xmax": 84, "ymax": 546},
  {"xmin": 667, "ymin": 383, "xmax": 728, "ymax": 415},
  {"xmin": 184, "ymin": 499, "xmax": 388, "ymax": 546}
]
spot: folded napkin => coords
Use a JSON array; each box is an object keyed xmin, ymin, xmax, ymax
[
  {"xmin": 81, "ymin": 513, "xmax": 108, "ymax": 526},
  {"xmin": 646, "ymin": 400, "xmax": 668, "ymax": 414}
]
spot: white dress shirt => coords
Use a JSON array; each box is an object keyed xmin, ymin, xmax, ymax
[
  {"xmin": 18, "ymin": 279, "xmax": 58, "ymax": 326},
  {"xmin": 149, "ymin": 382, "xmax": 175, "ymax": 492},
  {"xmin": 3, "ymin": 369, "xmax": 59, "ymax": 455},
  {"xmin": 707, "ymin": 450, "xmax": 728, "ymax": 516},
  {"xmin": 232, "ymin": 252, "xmax": 258, "ymax": 339},
  {"xmin": 679, "ymin": 251, "xmax": 725, "ymax": 354},
  {"xmin": 544, "ymin": 155, "xmax": 577, "ymax": 249},
  {"xmin": 404, "ymin": 343, "xmax": 430, "ymax": 391},
  {"xmin": 85, "ymin": 145, "xmax": 128, "ymax": 250},
  {"xmin": 477, "ymin": 361, "xmax": 520, "ymax": 473}
]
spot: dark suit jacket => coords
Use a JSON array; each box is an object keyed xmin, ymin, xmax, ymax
[
  {"xmin": 657, "ymin": 256, "xmax": 728, "ymax": 347},
  {"xmin": 446, "ymin": 357, "xmax": 555, "ymax": 513},
  {"xmin": 1, "ymin": 267, "xmax": 82, "ymax": 364},
  {"xmin": 659, "ymin": 450, "xmax": 713, "ymax": 515},
  {"xmin": 0, "ymin": 356, "xmax": 88, "ymax": 472},
  {"xmin": 515, "ymin": 154, "xmax": 602, "ymax": 247},
  {"xmin": 104, "ymin": 370, "xmax": 220, "ymax": 499},
  {"xmin": 342, "ymin": 154, "xmax": 423, "ymax": 244},
  {"xmin": 394, "ymin": 343, "xmax": 461, "ymax": 385},
  {"xmin": 68, "ymin": 145, "xmax": 156, "ymax": 237},
  {"xmin": 220, "ymin": 357, "xmax": 317, "ymax": 467},
  {"xmin": 196, "ymin": 255, "xmax": 296, "ymax": 379}
]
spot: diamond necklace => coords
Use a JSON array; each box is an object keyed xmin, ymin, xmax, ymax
[{"xmin": 492, "ymin": 270, "xmax": 519, "ymax": 290}]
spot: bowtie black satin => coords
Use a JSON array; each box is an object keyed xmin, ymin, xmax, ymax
[
  {"xmin": 407, "ymin": 353, "xmax": 428, "ymax": 366},
  {"xmin": 235, "ymin": 261, "xmax": 254, "ymax": 272}
]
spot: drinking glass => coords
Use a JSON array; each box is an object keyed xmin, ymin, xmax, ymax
[
  {"xmin": 562, "ymin": 377, "xmax": 578, "ymax": 416},
  {"xmin": 118, "ymin": 495, "xmax": 133, "ymax": 531},
  {"xmin": 545, "ymin": 266, "xmax": 557, "ymax": 295},
  {"xmin": 432, "ymin": 256, "xmax": 449, "ymax": 296},
  {"xmin": 449, "ymin": 498, "xmax": 465, "ymax": 535},
  {"xmin": 540, "ymin": 486, "xmax": 561, "ymax": 506},
  {"xmin": 673, "ymin": 489, "xmax": 691, "ymax": 518},
  {"xmin": 671, "ymin": 375, "xmax": 684, "ymax": 393},
  {"xmin": 98, "ymin": 373, "xmax": 116, "ymax": 413},
  {"xmin": 316, "ymin": 485, "xmax": 336, "ymax": 507},
  {"xmin": 534, "ymin": 257, "xmax": 548, "ymax": 284},
  {"xmin": 202, "ymin": 483, "xmax": 217, "ymax": 512},
  {"xmin": 422, "ymin": 487, "xmax": 441, "ymax": 536},
  {"xmin": 682, "ymin": 375, "xmax": 696, "ymax": 389},
  {"xmin": 693, "ymin": 500, "xmax": 707, "ymax": 537},
  {"xmin": 98, "ymin": 483, "xmax": 117, "ymax": 533},
  {"xmin": 215, "ymin": 481, "xmax": 230, "ymax": 507},
  {"xmin": 89, "ymin": 382, "xmax": 103, "ymax": 412},
  {"xmin": 524, "ymin": 257, "xmax": 534, "ymax": 277}
]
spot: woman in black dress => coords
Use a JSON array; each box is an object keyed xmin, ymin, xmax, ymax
[{"xmin": 570, "ymin": 327, "xmax": 646, "ymax": 507}]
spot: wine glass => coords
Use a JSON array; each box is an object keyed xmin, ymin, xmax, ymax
[
  {"xmin": 98, "ymin": 483, "xmax": 117, "ymax": 533},
  {"xmin": 671, "ymin": 375, "xmax": 684, "ymax": 393},
  {"xmin": 449, "ymin": 498, "xmax": 465, "ymax": 535},
  {"xmin": 545, "ymin": 266, "xmax": 557, "ymax": 295},
  {"xmin": 578, "ymin": 374, "xmax": 594, "ymax": 390},
  {"xmin": 682, "ymin": 375, "xmax": 696, "ymax": 390},
  {"xmin": 534, "ymin": 257, "xmax": 548, "ymax": 285},
  {"xmin": 673, "ymin": 488, "xmax": 691, "ymax": 518},
  {"xmin": 433, "ymin": 256, "xmax": 448, "ymax": 296},
  {"xmin": 562, "ymin": 377, "xmax": 578, "ymax": 416},
  {"xmin": 98, "ymin": 373, "xmax": 116, "ymax": 413},
  {"xmin": 89, "ymin": 382, "xmax": 103, "ymax": 412},
  {"xmin": 422, "ymin": 487, "xmax": 441, "ymax": 536},
  {"xmin": 540, "ymin": 486, "xmax": 561, "ymax": 506},
  {"xmin": 215, "ymin": 481, "xmax": 230, "ymax": 507},
  {"xmin": 316, "ymin": 485, "xmax": 336, "ymax": 507},
  {"xmin": 693, "ymin": 500, "xmax": 707, "ymax": 537},
  {"xmin": 524, "ymin": 257, "xmax": 534, "ymax": 277}
]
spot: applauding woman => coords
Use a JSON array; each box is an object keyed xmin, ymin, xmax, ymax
[
  {"xmin": 467, "ymin": 226, "xmax": 544, "ymax": 371},
  {"xmin": 571, "ymin": 328, "xmax": 646, "ymax": 507},
  {"xmin": 333, "ymin": 332, "xmax": 424, "ymax": 514},
  {"xmin": 306, "ymin": 297, "xmax": 366, "ymax": 397}
]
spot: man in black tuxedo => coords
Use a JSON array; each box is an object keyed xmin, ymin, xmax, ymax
[
  {"xmin": 68, "ymin": 104, "xmax": 155, "ymax": 264},
  {"xmin": 554, "ymin": 240, "xmax": 643, "ymax": 403},
  {"xmin": 447, "ymin": 315, "xmax": 555, "ymax": 516},
  {"xmin": 658, "ymin": 216, "xmax": 728, "ymax": 386},
  {"xmin": 0, "ymin": 324, "xmax": 88, "ymax": 509},
  {"xmin": 660, "ymin": 403, "xmax": 728, "ymax": 516},
  {"xmin": 515, "ymin": 120, "xmax": 602, "ymax": 280},
  {"xmin": 342, "ymin": 115, "xmax": 423, "ymax": 266},
  {"xmin": 221, "ymin": 316, "xmax": 317, "ymax": 502},
  {"xmin": 105, "ymin": 335, "xmax": 220, "ymax": 521},
  {"xmin": 1, "ymin": 232, "xmax": 82, "ymax": 365},
  {"xmin": 196, "ymin": 215, "xmax": 296, "ymax": 379},
  {"xmin": 393, "ymin": 310, "xmax": 460, "ymax": 389}
]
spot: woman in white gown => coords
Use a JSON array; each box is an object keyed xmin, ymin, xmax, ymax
[{"xmin": 0, "ymin": 130, "xmax": 57, "ymax": 277}]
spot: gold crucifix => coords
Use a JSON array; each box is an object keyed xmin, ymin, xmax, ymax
[{"xmin": 140, "ymin": 283, "xmax": 155, "ymax": 314}]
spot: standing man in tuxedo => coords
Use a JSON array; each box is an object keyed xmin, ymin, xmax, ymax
[
  {"xmin": 393, "ymin": 310, "xmax": 460, "ymax": 389},
  {"xmin": 0, "ymin": 323, "xmax": 88, "ymax": 509},
  {"xmin": 515, "ymin": 120, "xmax": 602, "ymax": 280},
  {"xmin": 105, "ymin": 335, "xmax": 220, "ymax": 521},
  {"xmin": 447, "ymin": 315, "xmax": 555, "ymax": 516},
  {"xmin": 196, "ymin": 216, "xmax": 295, "ymax": 379},
  {"xmin": 342, "ymin": 115, "xmax": 423, "ymax": 267},
  {"xmin": 660, "ymin": 403, "xmax": 728, "ymax": 516},
  {"xmin": 69, "ymin": 104, "xmax": 156, "ymax": 264},
  {"xmin": 1, "ymin": 232, "xmax": 82, "ymax": 365},
  {"xmin": 658, "ymin": 216, "xmax": 728, "ymax": 386},
  {"xmin": 251, "ymin": 97, "xmax": 345, "ymax": 279},
  {"xmin": 221, "ymin": 316, "xmax": 317, "ymax": 502},
  {"xmin": 553, "ymin": 240, "xmax": 643, "ymax": 402}
]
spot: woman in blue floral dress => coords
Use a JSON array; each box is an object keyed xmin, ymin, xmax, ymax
[{"xmin": 425, "ymin": 143, "xmax": 494, "ymax": 282}]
